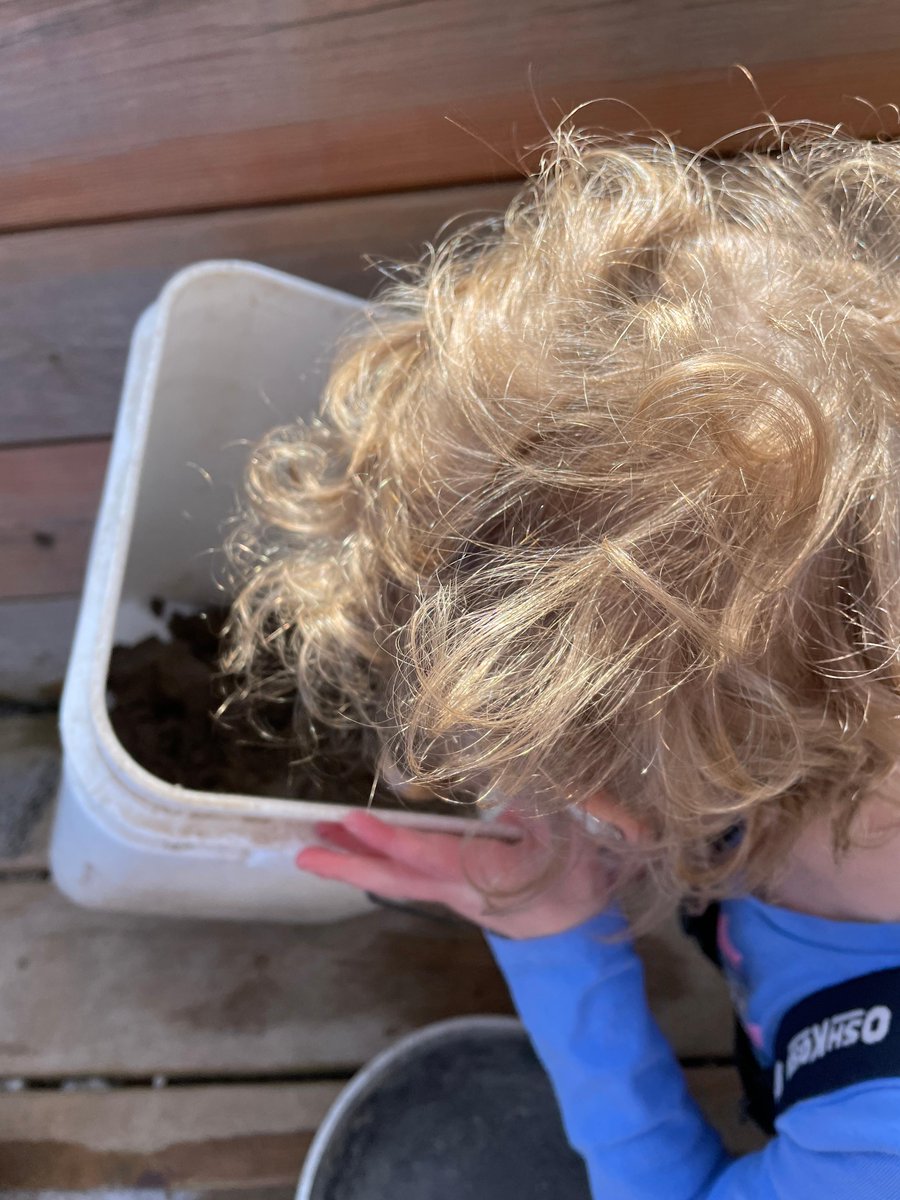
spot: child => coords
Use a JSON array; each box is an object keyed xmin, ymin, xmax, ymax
[{"xmin": 227, "ymin": 119, "xmax": 900, "ymax": 1197}]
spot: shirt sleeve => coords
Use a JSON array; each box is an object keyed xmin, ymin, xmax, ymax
[{"xmin": 486, "ymin": 911, "xmax": 900, "ymax": 1200}]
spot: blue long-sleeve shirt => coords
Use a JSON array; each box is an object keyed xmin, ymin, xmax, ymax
[{"xmin": 487, "ymin": 897, "xmax": 900, "ymax": 1198}]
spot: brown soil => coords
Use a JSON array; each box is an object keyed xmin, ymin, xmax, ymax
[{"xmin": 107, "ymin": 604, "xmax": 413, "ymax": 809}]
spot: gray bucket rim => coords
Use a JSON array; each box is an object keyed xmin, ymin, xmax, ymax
[{"xmin": 295, "ymin": 1014, "xmax": 525, "ymax": 1200}]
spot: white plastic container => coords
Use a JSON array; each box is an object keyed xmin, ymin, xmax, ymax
[{"xmin": 52, "ymin": 262, "xmax": 477, "ymax": 923}]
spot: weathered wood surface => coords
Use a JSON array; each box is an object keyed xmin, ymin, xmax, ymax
[
  {"xmin": 0, "ymin": 440, "xmax": 108, "ymax": 599},
  {"xmin": 0, "ymin": 1066, "xmax": 763, "ymax": 1190},
  {"xmin": 0, "ymin": 879, "xmax": 515, "ymax": 1078},
  {"xmin": 0, "ymin": 879, "xmax": 732, "ymax": 1079},
  {"xmin": 0, "ymin": 1082, "xmax": 343, "ymax": 1190},
  {"xmin": 2, "ymin": 2, "xmax": 900, "ymax": 228},
  {"xmin": 0, "ymin": 182, "xmax": 516, "ymax": 446}
]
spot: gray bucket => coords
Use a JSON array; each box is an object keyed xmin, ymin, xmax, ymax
[{"xmin": 296, "ymin": 1015, "xmax": 591, "ymax": 1200}]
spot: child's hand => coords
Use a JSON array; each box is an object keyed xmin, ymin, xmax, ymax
[{"xmin": 296, "ymin": 810, "xmax": 615, "ymax": 940}]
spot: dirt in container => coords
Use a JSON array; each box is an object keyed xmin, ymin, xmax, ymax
[{"xmin": 107, "ymin": 604, "xmax": 443, "ymax": 811}]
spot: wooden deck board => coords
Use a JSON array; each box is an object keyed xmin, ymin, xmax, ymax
[
  {"xmin": 0, "ymin": 1066, "xmax": 763, "ymax": 1190},
  {"xmin": 0, "ymin": 877, "xmax": 732, "ymax": 1079},
  {"xmin": 0, "ymin": 440, "xmax": 108, "ymax": 600},
  {"xmin": 0, "ymin": 1081, "xmax": 342, "ymax": 1190},
  {"xmin": 0, "ymin": 878, "xmax": 515, "ymax": 1079},
  {"xmin": 1, "ymin": 0, "xmax": 900, "ymax": 228}
]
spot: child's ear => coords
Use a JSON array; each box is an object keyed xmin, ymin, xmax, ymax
[{"xmin": 581, "ymin": 791, "xmax": 645, "ymax": 844}]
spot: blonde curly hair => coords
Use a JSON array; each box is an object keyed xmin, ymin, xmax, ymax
[{"xmin": 225, "ymin": 117, "xmax": 900, "ymax": 908}]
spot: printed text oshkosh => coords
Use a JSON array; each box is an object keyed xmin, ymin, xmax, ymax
[{"xmin": 773, "ymin": 1004, "xmax": 892, "ymax": 1101}]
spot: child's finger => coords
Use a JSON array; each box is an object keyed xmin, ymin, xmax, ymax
[
  {"xmin": 314, "ymin": 820, "xmax": 387, "ymax": 858},
  {"xmin": 296, "ymin": 845, "xmax": 453, "ymax": 905},
  {"xmin": 340, "ymin": 810, "xmax": 466, "ymax": 881}
]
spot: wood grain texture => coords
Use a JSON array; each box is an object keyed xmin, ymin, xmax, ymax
[
  {"xmin": 0, "ymin": 182, "xmax": 516, "ymax": 445},
  {"xmin": 0, "ymin": 1081, "xmax": 342, "ymax": 1189},
  {"xmin": 0, "ymin": 879, "xmax": 515, "ymax": 1078},
  {"xmin": 2, "ymin": 1, "xmax": 900, "ymax": 228},
  {"xmin": 0, "ymin": 1068, "xmax": 763, "ymax": 1189},
  {"xmin": 0, "ymin": 881, "xmax": 732, "ymax": 1079},
  {"xmin": 0, "ymin": 440, "xmax": 108, "ymax": 598}
]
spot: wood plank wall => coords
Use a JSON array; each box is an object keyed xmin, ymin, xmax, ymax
[{"xmin": 3, "ymin": 1, "xmax": 900, "ymax": 230}]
